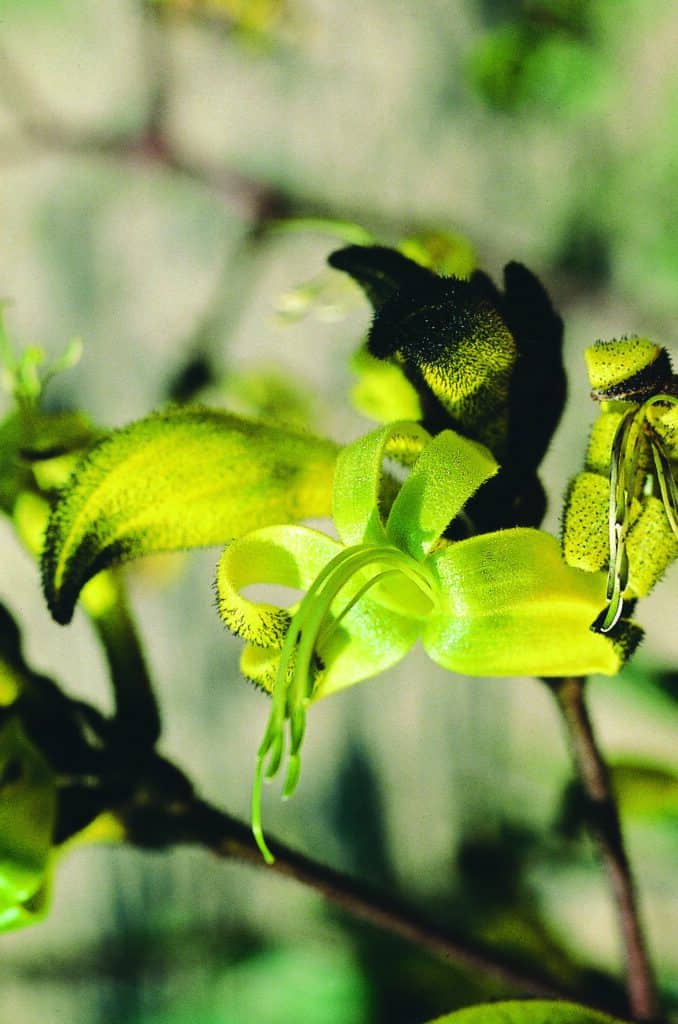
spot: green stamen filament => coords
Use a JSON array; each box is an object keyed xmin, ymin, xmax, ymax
[
  {"xmin": 600, "ymin": 394, "xmax": 678, "ymax": 633},
  {"xmin": 600, "ymin": 408, "xmax": 637, "ymax": 631},
  {"xmin": 317, "ymin": 569, "xmax": 401, "ymax": 647},
  {"xmin": 251, "ymin": 544, "xmax": 435, "ymax": 862},
  {"xmin": 651, "ymin": 440, "xmax": 678, "ymax": 536}
]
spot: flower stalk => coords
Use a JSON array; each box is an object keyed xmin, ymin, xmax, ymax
[{"xmin": 547, "ymin": 676, "xmax": 659, "ymax": 1023}]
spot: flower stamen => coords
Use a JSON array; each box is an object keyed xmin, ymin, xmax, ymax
[
  {"xmin": 251, "ymin": 543, "xmax": 434, "ymax": 862},
  {"xmin": 600, "ymin": 394, "xmax": 678, "ymax": 632}
]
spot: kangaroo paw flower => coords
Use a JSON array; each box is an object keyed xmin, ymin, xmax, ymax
[{"xmin": 218, "ymin": 422, "xmax": 636, "ymax": 861}]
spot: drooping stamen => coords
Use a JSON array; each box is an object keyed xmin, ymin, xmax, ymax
[
  {"xmin": 645, "ymin": 393, "xmax": 678, "ymax": 538},
  {"xmin": 252, "ymin": 545, "xmax": 382, "ymax": 862},
  {"xmin": 599, "ymin": 393, "xmax": 678, "ymax": 633},
  {"xmin": 651, "ymin": 439, "xmax": 678, "ymax": 537},
  {"xmin": 600, "ymin": 407, "xmax": 639, "ymax": 632},
  {"xmin": 316, "ymin": 569, "xmax": 401, "ymax": 647},
  {"xmin": 251, "ymin": 543, "xmax": 434, "ymax": 862}
]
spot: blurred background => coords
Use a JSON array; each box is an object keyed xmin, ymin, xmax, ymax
[{"xmin": 1, "ymin": 1, "xmax": 678, "ymax": 1021}]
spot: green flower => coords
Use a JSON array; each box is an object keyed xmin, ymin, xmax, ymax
[
  {"xmin": 217, "ymin": 422, "xmax": 635, "ymax": 862},
  {"xmin": 563, "ymin": 337, "xmax": 678, "ymax": 631}
]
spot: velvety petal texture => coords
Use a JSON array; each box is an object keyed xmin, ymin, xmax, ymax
[
  {"xmin": 563, "ymin": 337, "xmax": 678, "ymax": 631},
  {"xmin": 424, "ymin": 531, "xmax": 634, "ymax": 677},
  {"xmin": 332, "ymin": 420, "xmax": 429, "ymax": 547},
  {"xmin": 42, "ymin": 406, "xmax": 338, "ymax": 624}
]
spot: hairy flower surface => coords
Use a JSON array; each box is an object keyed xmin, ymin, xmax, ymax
[
  {"xmin": 217, "ymin": 422, "xmax": 634, "ymax": 861},
  {"xmin": 563, "ymin": 337, "xmax": 678, "ymax": 631}
]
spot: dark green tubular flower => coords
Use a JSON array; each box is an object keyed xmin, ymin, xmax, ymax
[
  {"xmin": 217, "ymin": 422, "xmax": 636, "ymax": 862},
  {"xmin": 563, "ymin": 337, "xmax": 678, "ymax": 632},
  {"xmin": 328, "ymin": 245, "xmax": 565, "ymax": 533}
]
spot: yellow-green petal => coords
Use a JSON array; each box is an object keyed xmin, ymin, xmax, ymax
[
  {"xmin": 311, "ymin": 576, "xmax": 422, "ymax": 699},
  {"xmin": 562, "ymin": 471, "xmax": 611, "ymax": 573},
  {"xmin": 216, "ymin": 525, "xmax": 342, "ymax": 648},
  {"xmin": 424, "ymin": 530, "xmax": 635, "ymax": 677},
  {"xmin": 625, "ymin": 494, "xmax": 678, "ymax": 597},
  {"xmin": 231, "ymin": 552, "xmax": 423, "ymax": 700},
  {"xmin": 386, "ymin": 429, "xmax": 498, "ymax": 560},
  {"xmin": 42, "ymin": 407, "xmax": 338, "ymax": 624},
  {"xmin": 584, "ymin": 409, "xmax": 624, "ymax": 474},
  {"xmin": 332, "ymin": 421, "xmax": 430, "ymax": 547},
  {"xmin": 240, "ymin": 642, "xmax": 281, "ymax": 692},
  {"xmin": 585, "ymin": 337, "xmax": 666, "ymax": 394}
]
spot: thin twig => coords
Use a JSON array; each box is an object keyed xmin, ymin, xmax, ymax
[
  {"xmin": 547, "ymin": 676, "xmax": 660, "ymax": 1022},
  {"xmin": 0, "ymin": 36, "xmax": 291, "ymax": 224},
  {"xmin": 120, "ymin": 792, "xmax": 635, "ymax": 1014}
]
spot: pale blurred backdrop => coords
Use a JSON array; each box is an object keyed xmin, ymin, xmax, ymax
[{"xmin": 1, "ymin": 2, "xmax": 678, "ymax": 1021}]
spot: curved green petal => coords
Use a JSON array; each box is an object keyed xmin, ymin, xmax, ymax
[
  {"xmin": 312, "ymin": 578, "xmax": 422, "ymax": 699},
  {"xmin": 332, "ymin": 421, "xmax": 430, "ymax": 547},
  {"xmin": 42, "ymin": 406, "xmax": 339, "ymax": 624},
  {"xmin": 225, "ymin": 537, "xmax": 424, "ymax": 698},
  {"xmin": 424, "ymin": 530, "xmax": 637, "ymax": 677},
  {"xmin": 216, "ymin": 525, "xmax": 342, "ymax": 648},
  {"xmin": 240, "ymin": 586, "xmax": 421, "ymax": 701},
  {"xmin": 240, "ymin": 642, "xmax": 282, "ymax": 691},
  {"xmin": 386, "ymin": 430, "xmax": 498, "ymax": 560}
]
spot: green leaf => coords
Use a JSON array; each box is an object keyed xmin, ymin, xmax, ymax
[
  {"xmin": 271, "ymin": 216, "xmax": 375, "ymax": 246},
  {"xmin": 42, "ymin": 406, "xmax": 339, "ymax": 624},
  {"xmin": 611, "ymin": 759, "xmax": 678, "ymax": 821},
  {"xmin": 425, "ymin": 1000, "xmax": 626, "ymax": 1024}
]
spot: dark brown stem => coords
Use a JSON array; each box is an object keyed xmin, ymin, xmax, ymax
[
  {"xmin": 548, "ymin": 676, "xmax": 660, "ymax": 1022},
  {"xmin": 120, "ymin": 792, "xmax": 633, "ymax": 1014}
]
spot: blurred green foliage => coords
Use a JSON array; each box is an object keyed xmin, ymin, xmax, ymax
[{"xmin": 468, "ymin": 0, "xmax": 613, "ymax": 114}]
